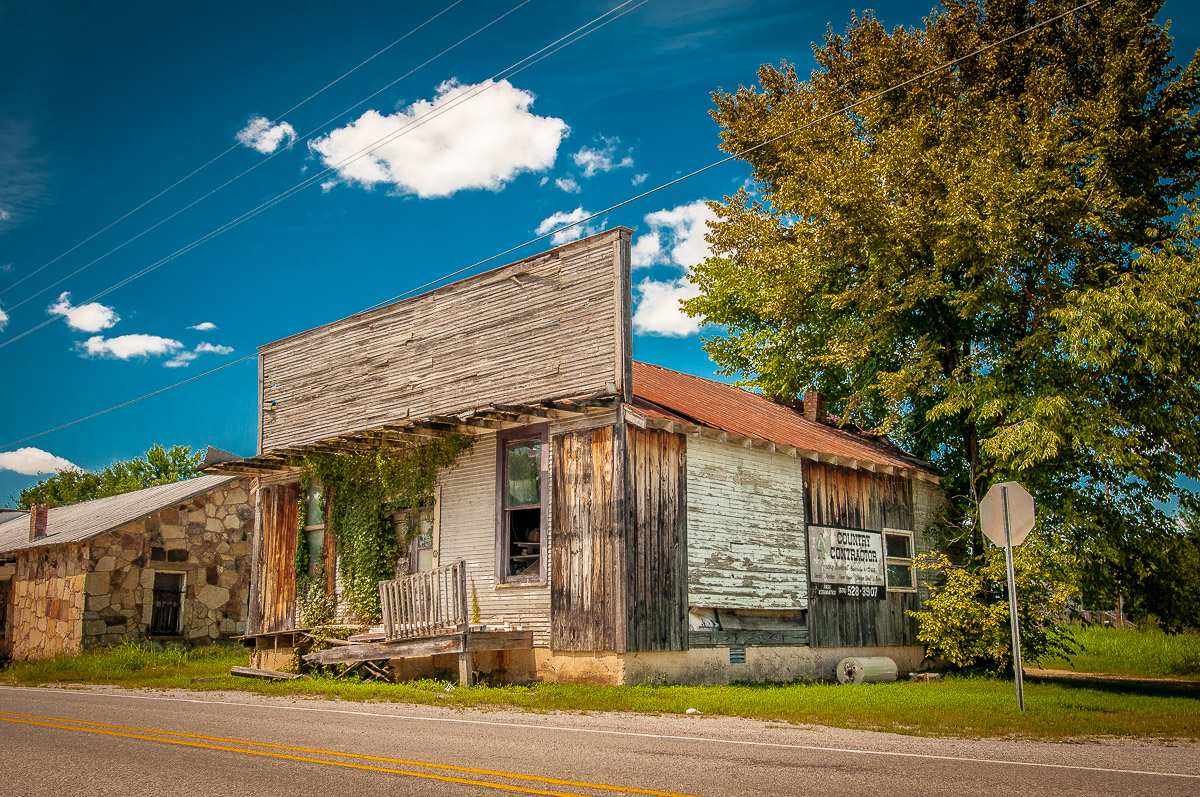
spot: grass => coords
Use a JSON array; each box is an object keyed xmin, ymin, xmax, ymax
[
  {"xmin": 1040, "ymin": 625, "xmax": 1200, "ymax": 680},
  {"xmin": 2, "ymin": 641, "xmax": 1197, "ymax": 741}
]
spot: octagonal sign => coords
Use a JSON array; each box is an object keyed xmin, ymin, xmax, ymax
[{"xmin": 980, "ymin": 481, "xmax": 1035, "ymax": 548}]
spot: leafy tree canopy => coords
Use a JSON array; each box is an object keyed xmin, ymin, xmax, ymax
[
  {"xmin": 15, "ymin": 444, "xmax": 204, "ymax": 509},
  {"xmin": 687, "ymin": 0, "xmax": 1200, "ymax": 625}
]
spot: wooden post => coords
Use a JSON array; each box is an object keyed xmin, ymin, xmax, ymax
[{"xmin": 458, "ymin": 638, "xmax": 474, "ymax": 687}]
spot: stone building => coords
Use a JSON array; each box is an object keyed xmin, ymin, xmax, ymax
[{"xmin": 0, "ymin": 475, "xmax": 254, "ymax": 661}]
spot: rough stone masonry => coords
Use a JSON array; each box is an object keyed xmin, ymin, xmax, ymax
[{"xmin": 6, "ymin": 479, "xmax": 255, "ymax": 660}]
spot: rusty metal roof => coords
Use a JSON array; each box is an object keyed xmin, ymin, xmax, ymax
[
  {"xmin": 0, "ymin": 475, "xmax": 239, "ymax": 555},
  {"xmin": 631, "ymin": 361, "xmax": 934, "ymax": 474}
]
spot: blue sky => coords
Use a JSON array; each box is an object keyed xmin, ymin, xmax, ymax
[{"xmin": 0, "ymin": 0, "xmax": 1197, "ymax": 503}]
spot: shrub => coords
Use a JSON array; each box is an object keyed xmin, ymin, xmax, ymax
[{"xmin": 911, "ymin": 536, "xmax": 1079, "ymax": 673}]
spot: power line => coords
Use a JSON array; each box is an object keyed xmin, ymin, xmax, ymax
[
  {"xmin": 0, "ymin": 354, "xmax": 258, "ymax": 450},
  {"xmin": 0, "ymin": 0, "xmax": 641, "ymax": 350},
  {"xmin": 0, "ymin": 0, "xmax": 466, "ymax": 300},
  {"xmin": 1, "ymin": 0, "xmax": 526, "ymax": 314},
  {"xmin": 364, "ymin": 0, "xmax": 1103, "ymax": 309},
  {"xmin": 0, "ymin": 0, "xmax": 1098, "ymax": 451}
]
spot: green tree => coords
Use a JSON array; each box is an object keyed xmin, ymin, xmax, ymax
[
  {"xmin": 686, "ymin": 0, "xmax": 1200, "ymax": 626},
  {"xmin": 16, "ymin": 444, "xmax": 204, "ymax": 509}
]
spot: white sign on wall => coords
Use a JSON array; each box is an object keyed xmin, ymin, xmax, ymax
[{"xmin": 808, "ymin": 525, "xmax": 886, "ymax": 600}]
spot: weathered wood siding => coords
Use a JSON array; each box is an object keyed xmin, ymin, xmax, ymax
[
  {"xmin": 623, "ymin": 427, "xmax": 688, "ymax": 652},
  {"xmin": 550, "ymin": 427, "xmax": 617, "ymax": 651},
  {"xmin": 804, "ymin": 461, "xmax": 918, "ymax": 648},
  {"xmin": 248, "ymin": 483, "xmax": 299, "ymax": 635},
  {"xmin": 686, "ymin": 436, "xmax": 808, "ymax": 610},
  {"xmin": 259, "ymin": 229, "xmax": 632, "ymax": 452}
]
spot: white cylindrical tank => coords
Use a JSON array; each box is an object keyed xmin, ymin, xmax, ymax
[{"xmin": 836, "ymin": 656, "xmax": 898, "ymax": 684}]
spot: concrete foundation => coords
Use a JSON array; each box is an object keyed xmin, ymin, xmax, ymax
[{"xmin": 535, "ymin": 645, "xmax": 925, "ymax": 685}]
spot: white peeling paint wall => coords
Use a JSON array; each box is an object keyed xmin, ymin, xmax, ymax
[
  {"xmin": 436, "ymin": 433, "xmax": 552, "ymax": 645},
  {"xmin": 686, "ymin": 436, "xmax": 809, "ymax": 610}
]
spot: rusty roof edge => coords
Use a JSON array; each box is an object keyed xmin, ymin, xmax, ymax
[
  {"xmin": 633, "ymin": 410, "xmax": 940, "ymax": 482},
  {"xmin": 630, "ymin": 361, "xmax": 940, "ymax": 477}
]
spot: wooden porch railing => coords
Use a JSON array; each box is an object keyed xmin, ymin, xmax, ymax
[{"xmin": 379, "ymin": 559, "xmax": 468, "ymax": 642}]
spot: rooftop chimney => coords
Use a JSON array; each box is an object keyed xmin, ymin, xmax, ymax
[
  {"xmin": 803, "ymin": 392, "xmax": 829, "ymax": 424},
  {"xmin": 29, "ymin": 504, "xmax": 49, "ymax": 541}
]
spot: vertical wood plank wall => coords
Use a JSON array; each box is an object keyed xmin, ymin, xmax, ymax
[
  {"xmin": 623, "ymin": 427, "xmax": 688, "ymax": 652},
  {"xmin": 550, "ymin": 427, "xmax": 616, "ymax": 651},
  {"xmin": 248, "ymin": 483, "xmax": 299, "ymax": 635},
  {"xmin": 686, "ymin": 436, "xmax": 808, "ymax": 610},
  {"xmin": 804, "ymin": 461, "xmax": 918, "ymax": 648},
  {"xmin": 259, "ymin": 229, "xmax": 631, "ymax": 451}
]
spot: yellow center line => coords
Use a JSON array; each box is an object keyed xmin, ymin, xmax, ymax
[{"xmin": 0, "ymin": 711, "xmax": 703, "ymax": 797}]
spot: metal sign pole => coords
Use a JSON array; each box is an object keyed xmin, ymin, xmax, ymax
[{"xmin": 1002, "ymin": 485, "xmax": 1026, "ymax": 712}]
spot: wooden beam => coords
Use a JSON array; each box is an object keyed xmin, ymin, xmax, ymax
[
  {"xmin": 538, "ymin": 399, "xmax": 591, "ymax": 414},
  {"xmin": 433, "ymin": 414, "xmax": 508, "ymax": 431},
  {"xmin": 491, "ymin": 403, "xmax": 551, "ymax": 418}
]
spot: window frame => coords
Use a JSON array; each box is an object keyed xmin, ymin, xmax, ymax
[
  {"xmin": 494, "ymin": 423, "xmax": 549, "ymax": 586},
  {"xmin": 883, "ymin": 528, "xmax": 917, "ymax": 593},
  {"xmin": 303, "ymin": 477, "xmax": 326, "ymax": 580},
  {"xmin": 148, "ymin": 570, "xmax": 187, "ymax": 636}
]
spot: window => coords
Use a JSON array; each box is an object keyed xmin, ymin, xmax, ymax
[
  {"xmin": 392, "ymin": 507, "xmax": 435, "ymax": 575},
  {"xmin": 149, "ymin": 572, "xmax": 185, "ymax": 635},
  {"xmin": 884, "ymin": 529, "xmax": 916, "ymax": 592},
  {"xmin": 303, "ymin": 478, "xmax": 325, "ymax": 579},
  {"xmin": 496, "ymin": 425, "xmax": 547, "ymax": 583}
]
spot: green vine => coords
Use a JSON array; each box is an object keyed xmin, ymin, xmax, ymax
[{"xmin": 301, "ymin": 435, "xmax": 472, "ymax": 623}]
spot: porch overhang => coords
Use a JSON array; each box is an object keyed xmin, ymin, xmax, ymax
[{"xmin": 204, "ymin": 394, "xmax": 620, "ymax": 476}]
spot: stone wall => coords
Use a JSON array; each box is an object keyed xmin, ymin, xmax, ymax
[
  {"xmin": 9, "ymin": 543, "xmax": 88, "ymax": 661},
  {"xmin": 81, "ymin": 478, "xmax": 254, "ymax": 649}
]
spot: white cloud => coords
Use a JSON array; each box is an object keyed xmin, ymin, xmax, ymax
[
  {"xmin": 633, "ymin": 277, "xmax": 702, "ymax": 337},
  {"xmin": 555, "ymin": 176, "xmax": 580, "ymax": 193},
  {"xmin": 321, "ymin": 180, "xmax": 337, "ymax": 193},
  {"xmin": 628, "ymin": 200, "xmax": 717, "ymax": 338},
  {"xmin": 535, "ymin": 207, "xmax": 598, "ymax": 245},
  {"xmin": 0, "ymin": 307, "xmax": 7, "ymax": 332},
  {"xmin": 48, "ymin": 292, "xmax": 120, "ymax": 332},
  {"xmin": 80, "ymin": 334, "xmax": 182, "ymax": 360},
  {"xmin": 166, "ymin": 341, "xmax": 235, "ymax": 367},
  {"xmin": 188, "ymin": 321, "xmax": 217, "ymax": 331},
  {"xmin": 631, "ymin": 200, "xmax": 717, "ymax": 269},
  {"xmin": 632, "ymin": 173, "xmax": 649, "ymax": 186},
  {"xmin": 309, "ymin": 79, "xmax": 568, "ymax": 198},
  {"xmin": 0, "ymin": 262, "xmax": 13, "ymax": 272},
  {"xmin": 165, "ymin": 351, "xmax": 197, "ymax": 368},
  {"xmin": 571, "ymin": 137, "xmax": 634, "ymax": 178},
  {"xmin": 236, "ymin": 116, "xmax": 297, "ymax": 154},
  {"xmin": 0, "ymin": 208, "xmax": 10, "ymax": 221},
  {"xmin": 0, "ymin": 447, "xmax": 78, "ymax": 475}
]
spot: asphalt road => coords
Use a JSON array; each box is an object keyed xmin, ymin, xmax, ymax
[{"xmin": 0, "ymin": 685, "xmax": 1196, "ymax": 796}]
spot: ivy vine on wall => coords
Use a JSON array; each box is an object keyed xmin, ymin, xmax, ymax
[{"xmin": 299, "ymin": 435, "xmax": 472, "ymax": 623}]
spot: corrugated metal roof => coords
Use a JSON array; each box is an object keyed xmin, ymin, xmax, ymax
[
  {"xmin": 631, "ymin": 361, "xmax": 934, "ymax": 474},
  {"xmin": 0, "ymin": 475, "xmax": 239, "ymax": 555}
]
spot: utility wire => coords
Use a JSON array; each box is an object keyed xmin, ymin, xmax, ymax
[
  {"xmin": 364, "ymin": 0, "xmax": 1103, "ymax": 310},
  {"xmin": 0, "ymin": 0, "xmax": 641, "ymax": 350},
  {"xmin": 1, "ymin": 0, "xmax": 528, "ymax": 314},
  {"xmin": 1, "ymin": 354, "xmax": 258, "ymax": 450},
  {"xmin": 0, "ymin": 0, "xmax": 465, "ymax": 299},
  {"xmin": 0, "ymin": 0, "xmax": 1097, "ymax": 450}
]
